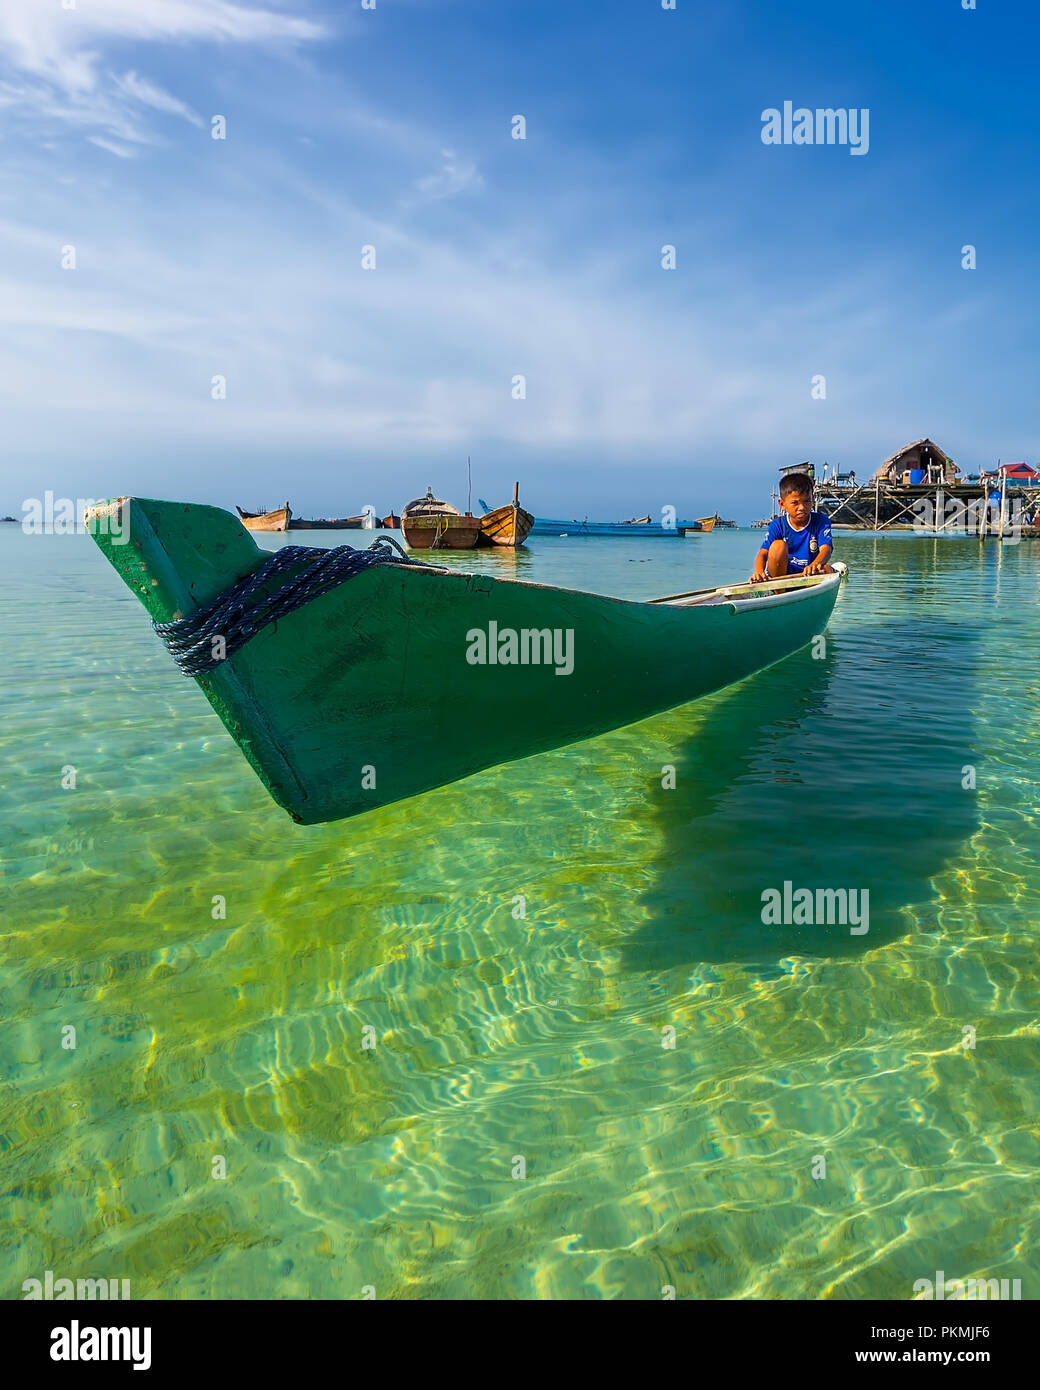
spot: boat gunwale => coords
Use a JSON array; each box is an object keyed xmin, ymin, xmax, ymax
[
  {"xmin": 647, "ymin": 563, "xmax": 846, "ymax": 607},
  {"xmin": 380, "ymin": 553, "xmax": 845, "ymax": 612}
]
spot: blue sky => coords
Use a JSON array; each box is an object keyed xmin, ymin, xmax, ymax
[{"xmin": 1, "ymin": 0, "xmax": 1037, "ymax": 521}]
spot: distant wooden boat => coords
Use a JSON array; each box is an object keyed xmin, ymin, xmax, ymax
[
  {"xmin": 381, "ymin": 513, "xmax": 402, "ymax": 530},
  {"xmin": 402, "ymin": 488, "xmax": 481, "ymax": 550},
  {"xmin": 290, "ymin": 515, "xmax": 368, "ymax": 530},
  {"xmin": 530, "ymin": 517, "xmax": 695, "ymax": 537},
  {"xmin": 477, "ymin": 483, "xmax": 534, "ymax": 548},
  {"xmin": 85, "ymin": 497, "xmax": 848, "ymax": 824},
  {"xmin": 236, "ymin": 504, "xmax": 291, "ymax": 533},
  {"xmin": 690, "ymin": 514, "xmax": 717, "ymax": 533}
]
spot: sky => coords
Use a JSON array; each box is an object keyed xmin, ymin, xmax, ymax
[{"xmin": 0, "ymin": 0, "xmax": 1038, "ymax": 522}]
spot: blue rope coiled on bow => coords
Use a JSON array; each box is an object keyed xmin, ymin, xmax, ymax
[{"xmin": 153, "ymin": 536, "xmax": 430, "ymax": 677}]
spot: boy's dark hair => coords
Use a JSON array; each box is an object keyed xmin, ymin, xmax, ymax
[{"xmin": 779, "ymin": 473, "xmax": 813, "ymax": 499}]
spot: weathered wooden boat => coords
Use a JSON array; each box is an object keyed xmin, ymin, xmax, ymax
[
  {"xmin": 85, "ymin": 498, "xmax": 847, "ymax": 824},
  {"xmin": 530, "ymin": 517, "xmax": 696, "ymax": 537},
  {"xmin": 289, "ymin": 514, "xmax": 369, "ymax": 531},
  {"xmin": 381, "ymin": 513, "xmax": 402, "ymax": 530},
  {"xmin": 477, "ymin": 484, "xmax": 534, "ymax": 548},
  {"xmin": 235, "ymin": 503, "xmax": 291, "ymax": 533},
  {"xmin": 401, "ymin": 488, "xmax": 481, "ymax": 549},
  {"xmin": 695, "ymin": 514, "xmax": 718, "ymax": 533}
]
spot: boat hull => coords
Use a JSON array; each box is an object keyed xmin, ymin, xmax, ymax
[
  {"xmin": 86, "ymin": 499, "xmax": 845, "ymax": 824},
  {"xmin": 477, "ymin": 503, "xmax": 534, "ymax": 547},
  {"xmin": 236, "ymin": 505, "xmax": 291, "ymax": 532},
  {"xmin": 290, "ymin": 517, "xmax": 367, "ymax": 530},
  {"xmin": 402, "ymin": 515, "xmax": 482, "ymax": 549},
  {"xmin": 531, "ymin": 517, "xmax": 692, "ymax": 537}
]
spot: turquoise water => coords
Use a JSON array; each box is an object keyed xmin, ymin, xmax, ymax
[{"xmin": 1, "ymin": 526, "xmax": 1038, "ymax": 1300}]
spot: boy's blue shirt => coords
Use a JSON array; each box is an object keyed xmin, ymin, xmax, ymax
[{"xmin": 759, "ymin": 511, "xmax": 833, "ymax": 570}]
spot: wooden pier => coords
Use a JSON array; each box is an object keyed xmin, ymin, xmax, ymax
[
  {"xmin": 769, "ymin": 442, "xmax": 1040, "ymax": 537},
  {"xmin": 815, "ymin": 479, "xmax": 1040, "ymax": 534}
]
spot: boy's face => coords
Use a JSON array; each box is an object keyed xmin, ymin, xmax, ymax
[{"xmin": 780, "ymin": 489, "xmax": 812, "ymax": 527}]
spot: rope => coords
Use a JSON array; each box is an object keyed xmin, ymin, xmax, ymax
[{"xmin": 153, "ymin": 537, "xmax": 434, "ymax": 677}]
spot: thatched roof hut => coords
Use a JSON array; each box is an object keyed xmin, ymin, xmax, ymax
[{"xmin": 872, "ymin": 439, "xmax": 959, "ymax": 486}]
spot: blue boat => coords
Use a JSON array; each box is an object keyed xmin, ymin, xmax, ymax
[{"xmin": 531, "ymin": 516, "xmax": 700, "ymax": 537}]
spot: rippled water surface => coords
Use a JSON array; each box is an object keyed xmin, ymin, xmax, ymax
[{"xmin": 2, "ymin": 525, "xmax": 1038, "ymax": 1300}]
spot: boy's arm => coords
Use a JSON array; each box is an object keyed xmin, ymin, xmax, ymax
[
  {"xmin": 803, "ymin": 514, "xmax": 834, "ymax": 575},
  {"xmin": 803, "ymin": 543, "xmax": 832, "ymax": 575},
  {"xmin": 750, "ymin": 520, "xmax": 779, "ymax": 582}
]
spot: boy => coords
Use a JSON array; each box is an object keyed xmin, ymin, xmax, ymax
[{"xmin": 750, "ymin": 473, "xmax": 834, "ymax": 582}]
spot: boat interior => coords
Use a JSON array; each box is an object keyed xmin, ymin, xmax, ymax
[{"xmin": 651, "ymin": 563, "xmax": 847, "ymax": 608}]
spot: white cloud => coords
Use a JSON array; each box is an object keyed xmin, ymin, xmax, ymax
[
  {"xmin": 0, "ymin": 184, "xmax": 909, "ymax": 466},
  {"xmin": 87, "ymin": 134, "xmax": 135, "ymax": 158},
  {"xmin": 311, "ymin": 356, "xmax": 363, "ymax": 388},
  {"xmin": 112, "ymin": 70, "xmax": 204, "ymax": 127},
  {"xmin": 415, "ymin": 149, "xmax": 483, "ymax": 201},
  {"xmin": 0, "ymin": 0, "xmax": 325, "ymax": 143},
  {"xmin": 0, "ymin": 0, "xmax": 325, "ymax": 86}
]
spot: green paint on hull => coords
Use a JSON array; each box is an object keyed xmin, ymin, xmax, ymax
[{"xmin": 86, "ymin": 498, "xmax": 845, "ymax": 823}]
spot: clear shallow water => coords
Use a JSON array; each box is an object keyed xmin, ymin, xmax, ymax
[{"xmin": 1, "ymin": 525, "xmax": 1038, "ymax": 1300}]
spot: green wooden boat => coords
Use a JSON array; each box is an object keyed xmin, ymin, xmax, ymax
[{"xmin": 85, "ymin": 498, "xmax": 847, "ymax": 824}]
